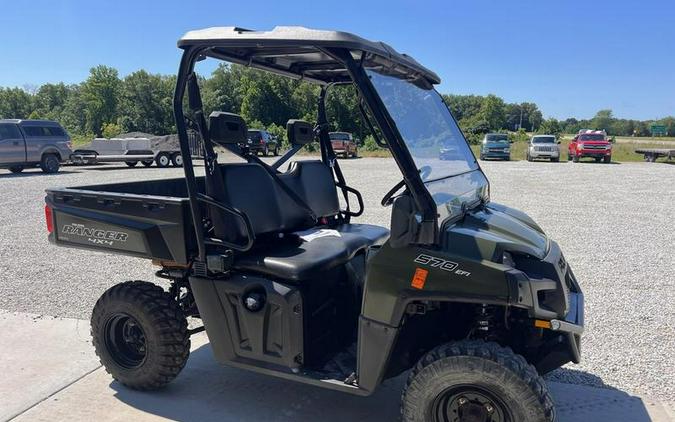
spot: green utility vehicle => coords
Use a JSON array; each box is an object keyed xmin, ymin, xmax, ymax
[{"xmin": 45, "ymin": 27, "xmax": 583, "ymax": 422}]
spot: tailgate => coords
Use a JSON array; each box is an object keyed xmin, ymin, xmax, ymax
[{"xmin": 45, "ymin": 188, "xmax": 193, "ymax": 264}]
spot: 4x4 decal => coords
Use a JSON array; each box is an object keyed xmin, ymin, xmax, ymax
[{"xmin": 414, "ymin": 254, "xmax": 471, "ymax": 277}]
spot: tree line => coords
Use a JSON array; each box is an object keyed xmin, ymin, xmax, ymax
[{"xmin": 1, "ymin": 64, "xmax": 673, "ymax": 147}]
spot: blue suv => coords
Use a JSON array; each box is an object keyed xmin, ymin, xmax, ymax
[{"xmin": 479, "ymin": 133, "xmax": 512, "ymax": 161}]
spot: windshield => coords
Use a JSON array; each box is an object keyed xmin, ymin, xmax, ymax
[
  {"xmin": 532, "ymin": 136, "xmax": 555, "ymax": 143},
  {"xmin": 486, "ymin": 134, "xmax": 509, "ymax": 143},
  {"xmin": 579, "ymin": 134, "xmax": 605, "ymax": 141},
  {"xmin": 248, "ymin": 130, "xmax": 262, "ymax": 140},
  {"xmin": 329, "ymin": 132, "xmax": 350, "ymax": 141},
  {"xmin": 367, "ymin": 69, "xmax": 488, "ymax": 220}
]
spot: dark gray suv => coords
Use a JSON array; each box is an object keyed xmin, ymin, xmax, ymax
[{"xmin": 0, "ymin": 119, "xmax": 72, "ymax": 174}]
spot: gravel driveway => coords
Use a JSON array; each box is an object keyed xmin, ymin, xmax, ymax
[{"xmin": 0, "ymin": 157, "xmax": 673, "ymax": 400}]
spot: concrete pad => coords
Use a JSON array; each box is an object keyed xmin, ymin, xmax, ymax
[
  {"xmin": 10, "ymin": 331, "xmax": 673, "ymax": 422},
  {"xmin": 0, "ymin": 311, "xmax": 100, "ymax": 421}
]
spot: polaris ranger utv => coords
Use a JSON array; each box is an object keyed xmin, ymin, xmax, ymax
[{"xmin": 45, "ymin": 27, "xmax": 583, "ymax": 422}]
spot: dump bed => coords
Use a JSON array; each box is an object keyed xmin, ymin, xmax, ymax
[{"xmin": 45, "ymin": 178, "xmax": 198, "ymax": 264}]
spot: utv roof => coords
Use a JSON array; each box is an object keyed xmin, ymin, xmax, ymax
[{"xmin": 178, "ymin": 26, "xmax": 440, "ymax": 85}]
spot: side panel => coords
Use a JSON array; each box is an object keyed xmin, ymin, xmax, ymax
[
  {"xmin": 362, "ymin": 242, "xmax": 510, "ymax": 326},
  {"xmin": 189, "ymin": 275, "xmax": 304, "ymax": 369},
  {"xmin": 46, "ymin": 189, "xmax": 191, "ymax": 264}
]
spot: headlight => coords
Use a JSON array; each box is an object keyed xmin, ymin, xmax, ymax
[
  {"xmin": 504, "ymin": 148, "xmax": 511, "ymax": 152},
  {"xmin": 577, "ymin": 143, "xmax": 584, "ymax": 150},
  {"xmin": 502, "ymin": 251, "xmax": 516, "ymax": 268}
]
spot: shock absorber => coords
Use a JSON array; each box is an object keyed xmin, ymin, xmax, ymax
[{"xmin": 473, "ymin": 304, "xmax": 499, "ymax": 340}]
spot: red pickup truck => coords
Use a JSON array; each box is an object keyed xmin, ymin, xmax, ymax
[{"xmin": 568, "ymin": 130, "xmax": 612, "ymax": 163}]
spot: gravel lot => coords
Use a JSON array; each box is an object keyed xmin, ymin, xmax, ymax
[{"xmin": 0, "ymin": 157, "xmax": 673, "ymax": 400}]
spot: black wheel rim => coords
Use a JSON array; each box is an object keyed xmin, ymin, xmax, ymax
[
  {"xmin": 104, "ymin": 313, "xmax": 147, "ymax": 369},
  {"xmin": 431, "ymin": 384, "xmax": 512, "ymax": 422},
  {"xmin": 47, "ymin": 157, "xmax": 58, "ymax": 172}
]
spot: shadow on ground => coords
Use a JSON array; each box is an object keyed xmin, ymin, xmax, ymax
[
  {"xmin": 0, "ymin": 170, "xmax": 80, "ymax": 178},
  {"xmin": 110, "ymin": 343, "xmax": 657, "ymax": 422}
]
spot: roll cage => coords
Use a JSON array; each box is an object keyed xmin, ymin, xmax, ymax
[{"xmin": 172, "ymin": 26, "xmax": 439, "ymax": 262}]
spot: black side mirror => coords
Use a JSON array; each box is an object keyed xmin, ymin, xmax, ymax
[{"xmin": 389, "ymin": 195, "xmax": 421, "ymax": 248}]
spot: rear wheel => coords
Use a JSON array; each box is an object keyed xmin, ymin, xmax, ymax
[
  {"xmin": 527, "ymin": 153, "xmax": 532, "ymax": 162},
  {"xmin": 91, "ymin": 281, "xmax": 190, "ymax": 390},
  {"xmin": 40, "ymin": 153, "xmax": 60, "ymax": 173},
  {"xmin": 401, "ymin": 340, "xmax": 554, "ymax": 422},
  {"xmin": 604, "ymin": 156, "xmax": 611, "ymax": 163},
  {"xmin": 551, "ymin": 157, "xmax": 559, "ymax": 162},
  {"xmin": 125, "ymin": 161, "xmax": 138, "ymax": 167},
  {"xmin": 573, "ymin": 155, "xmax": 579, "ymax": 163},
  {"xmin": 9, "ymin": 166, "xmax": 24, "ymax": 173},
  {"xmin": 171, "ymin": 153, "xmax": 183, "ymax": 167},
  {"xmin": 155, "ymin": 152, "xmax": 171, "ymax": 168},
  {"xmin": 273, "ymin": 146, "xmax": 279, "ymax": 156},
  {"xmin": 263, "ymin": 145, "xmax": 269, "ymax": 156},
  {"xmin": 142, "ymin": 160, "xmax": 154, "ymax": 167}
]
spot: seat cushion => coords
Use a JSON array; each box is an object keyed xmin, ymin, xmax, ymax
[
  {"xmin": 234, "ymin": 224, "xmax": 389, "ymax": 281},
  {"xmin": 333, "ymin": 223, "xmax": 390, "ymax": 255},
  {"xmin": 233, "ymin": 234, "xmax": 349, "ymax": 281}
]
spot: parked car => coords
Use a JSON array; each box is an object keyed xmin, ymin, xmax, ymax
[
  {"xmin": 479, "ymin": 133, "xmax": 511, "ymax": 160},
  {"xmin": 0, "ymin": 119, "xmax": 72, "ymax": 174},
  {"xmin": 329, "ymin": 132, "xmax": 358, "ymax": 158},
  {"xmin": 526, "ymin": 135, "xmax": 560, "ymax": 162},
  {"xmin": 568, "ymin": 130, "xmax": 612, "ymax": 163},
  {"xmin": 246, "ymin": 129, "xmax": 278, "ymax": 156}
]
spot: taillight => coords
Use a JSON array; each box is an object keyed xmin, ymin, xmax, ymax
[{"xmin": 45, "ymin": 205, "xmax": 54, "ymax": 233}]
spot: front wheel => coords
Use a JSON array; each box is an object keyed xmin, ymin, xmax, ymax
[
  {"xmin": 604, "ymin": 156, "xmax": 611, "ymax": 163},
  {"xmin": 401, "ymin": 340, "xmax": 554, "ymax": 422},
  {"xmin": 91, "ymin": 281, "xmax": 190, "ymax": 390},
  {"xmin": 9, "ymin": 166, "xmax": 24, "ymax": 173},
  {"xmin": 40, "ymin": 153, "xmax": 60, "ymax": 173},
  {"xmin": 125, "ymin": 161, "xmax": 138, "ymax": 167}
]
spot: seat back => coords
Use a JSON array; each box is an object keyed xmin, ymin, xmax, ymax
[
  {"xmin": 215, "ymin": 163, "xmax": 315, "ymax": 242},
  {"xmin": 280, "ymin": 160, "xmax": 340, "ymax": 218}
]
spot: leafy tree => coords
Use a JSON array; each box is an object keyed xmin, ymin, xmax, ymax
[
  {"xmin": 81, "ymin": 65, "xmax": 121, "ymax": 136},
  {"xmin": 118, "ymin": 70, "xmax": 175, "ymax": 135},
  {"xmin": 102, "ymin": 122, "xmax": 122, "ymax": 138},
  {"xmin": 538, "ymin": 118, "xmax": 562, "ymax": 136},
  {"xmin": 591, "ymin": 109, "xmax": 613, "ymax": 132},
  {"xmin": 0, "ymin": 87, "xmax": 33, "ymax": 119},
  {"xmin": 478, "ymin": 94, "xmax": 506, "ymax": 131}
]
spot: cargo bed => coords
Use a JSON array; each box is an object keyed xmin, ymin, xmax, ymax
[{"xmin": 45, "ymin": 178, "xmax": 200, "ymax": 264}]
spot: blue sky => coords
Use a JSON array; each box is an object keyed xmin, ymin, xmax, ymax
[{"xmin": 0, "ymin": 0, "xmax": 673, "ymax": 120}]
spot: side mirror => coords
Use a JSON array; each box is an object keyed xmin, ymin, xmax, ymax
[
  {"xmin": 509, "ymin": 140, "xmax": 514, "ymax": 144},
  {"xmin": 389, "ymin": 195, "xmax": 420, "ymax": 248},
  {"xmin": 557, "ymin": 140, "xmax": 561, "ymax": 144}
]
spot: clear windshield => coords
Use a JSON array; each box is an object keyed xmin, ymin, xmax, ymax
[
  {"xmin": 579, "ymin": 134, "xmax": 605, "ymax": 141},
  {"xmin": 532, "ymin": 136, "xmax": 555, "ymax": 143},
  {"xmin": 486, "ymin": 134, "xmax": 509, "ymax": 143},
  {"xmin": 367, "ymin": 69, "xmax": 489, "ymax": 220}
]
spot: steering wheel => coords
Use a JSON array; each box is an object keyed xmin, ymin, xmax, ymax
[{"xmin": 381, "ymin": 166, "xmax": 431, "ymax": 206}]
